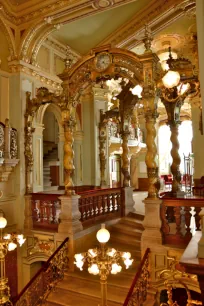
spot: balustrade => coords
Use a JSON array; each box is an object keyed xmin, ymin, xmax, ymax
[
  {"xmin": 31, "ymin": 193, "xmax": 61, "ymax": 231},
  {"xmin": 78, "ymin": 188, "xmax": 123, "ymax": 227},
  {"xmin": 161, "ymin": 197, "xmax": 204, "ymax": 246},
  {"xmin": 14, "ymin": 238, "xmax": 68, "ymax": 306}
]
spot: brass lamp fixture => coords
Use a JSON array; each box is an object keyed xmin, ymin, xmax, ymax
[
  {"xmin": 74, "ymin": 224, "xmax": 133, "ymax": 306},
  {"xmin": 158, "ymin": 47, "xmax": 199, "ymax": 195},
  {"xmin": 0, "ymin": 210, "xmax": 26, "ymax": 305}
]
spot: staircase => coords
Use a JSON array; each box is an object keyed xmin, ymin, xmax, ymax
[
  {"xmin": 45, "ymin": 213, "xmax": 144, "ymax": 306},
  {"xmin": 43, "ymin": 144, "xmax": 59, "ymax": 191}
]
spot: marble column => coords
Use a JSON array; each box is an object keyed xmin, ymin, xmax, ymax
[
  {"xmin": 145, "ymin": 110, "xmax": 160, "ymax": 198},
  {"xmin": 121, "ymin": 130, "xmax": 130, "ymax": 187},
  {"xmin": 196, "ymin": 0, "xmax": 204, "ymax": 129}
]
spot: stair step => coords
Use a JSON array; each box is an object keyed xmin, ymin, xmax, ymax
[
  {"xmin": 118, "ymin": 217, "xmax": 144, "ymax": 231},
  {"xmin": 110, "ymin": 223, "xmax": 142, "ymax": 239},
  {"xmin": 128, "ymin": 212, "xmax": 145, "ymax": 221},
  {"xmin": 46, "ymin": 289, "xmax": 122, "ymax": 306}
]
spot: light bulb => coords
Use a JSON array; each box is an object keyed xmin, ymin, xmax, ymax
[
  {"xmin": 177, "ymin": 83, "xmax": 190, "ymax": 95},
  {"xmin": 88, "ymin": 264, "xmax": 99, "ymax": 275},
  {"xmin": 18, "ymin": 236, "xmax": 26, "ymax": 246},
  {"xmin": 3, "ymin": 234, "xmax": 11, "ymax": 240},
  {"xmin": 0, "ymin": 216, "xmax": 7, "ymax": 229},
  {"xmin": 111, "ymin": 263, "xmax": 122, "ymax": 274},
  {"xmin": 88, "ymin": 249, "xmax": 97, "ymax": 258},
  {"xmin": 162, "ymin": 70, "xmax": 180, "ymax": 88},
  {"xmin": 8, "ymin": 242, "xmax": 17, "ymax": 251},
  {"xmin": 124, "ymin": 258, "xmax": 133, "ymax": 269},
  {"xmin": 107, "ymin": 248, "xmax": 116, "ymax": 257},
  {"xmin": 96, "ymin": 224, "xmax": 110, "ymax": 243},
  {"xmin": 122, "ymin": 252, "xmax": 131, "ymax": 259},
  {"xmin": 75, "ymin": 260, "xmax": 84, "ymax": 271},
  {"xmin": 74, "ymin": 254, "xmax": 84, "ymax": 262},
  {"xmin": 130, "ymin": 85, "xmax": 143, "ymax": 98}
]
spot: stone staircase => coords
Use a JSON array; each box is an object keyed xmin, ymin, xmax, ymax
[
  {"xmin": 45, "ymin": 213, "xmax": 144, "ymax": 306},
  {"xmin": 43, "ymin": 144, "xmax": 59, "ymax": 191}
]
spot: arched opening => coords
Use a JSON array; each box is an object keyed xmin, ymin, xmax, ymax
[
  {"xmin": 159, "ymin": 120, "xmax": 193, "ymax": 192},
  {"xmin": 43, "ymin": 109, "xmax": 60, "ymax": 191}
]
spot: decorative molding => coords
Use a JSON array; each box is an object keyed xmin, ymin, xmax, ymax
[
  {"xmin": 8, "ymin": 60, "xmax": 62, "ymax": 90},
  {"xmin": 98, "ymin": 0, "xmax": 195, "ymax": 50}
]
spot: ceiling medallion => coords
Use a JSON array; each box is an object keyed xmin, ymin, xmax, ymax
[{"xmin": 92, "ymin": 0, "xmax": 114, "ymax": 9}]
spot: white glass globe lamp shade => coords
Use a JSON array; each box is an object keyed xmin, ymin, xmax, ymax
[
  {"xmin": 96, "ymin": 224, "xmax": 110, "ymax": 243},
  {"xmin": 88, "ymin": 264, "xmax": 99, "ymax": 275},
  {"xmin": 88, "ymin": 249, "xmax": 97, "ymax": 258},
  {"xmin": 0, "ymin": 216, "xmax": 7, "ymax": 229},
  {"xmin": 8, "ymin": 242, "xmax": 17, "ymax": 251},
  {"xmin": 3, "ymin": 234, "xmax": 11, "ymax": 240},
  {"xmin": 124, "ymin": 258, "xmax": 134, "ymax": 269},
  {"xmin": 111, "ymin": 263, "xmax": 122, "ymax": 274},
  {"xmin": 162, "ymin": 70, "xmax": 180, "ymax": 89},
  {"xmin": 17, "ymin": 235, "xmax": 26, "ymax": 246},
  {"xmin": 130, "ymin": 85, "xmax": 143, "ymax": 98},
  {"xmin": 122, "ymin": 252, "xmax": 131, "ymax": 259},
  {"xmin": 107, "ymin": 248, "xmax": 116, "ymax": 257}
]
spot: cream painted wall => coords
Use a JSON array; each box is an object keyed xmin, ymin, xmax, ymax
[
  {"xmin": 192, "ymin": 107, "xmax": 204, "ymax": 178},
  {"xmin": 43, "ymin": 111, "xmax": 58, "ymax": 143}
]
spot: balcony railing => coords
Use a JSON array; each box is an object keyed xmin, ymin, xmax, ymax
[
  {"xmin": 160, "ymin": 196, "xmax": 204, "ymax": 246},
  {"xmin": 30, "ymin": 187, "xmax": 123, "ymax": 231},
  {"xmin": 123, "ymin": 248, "xmax": 150, "ymax": 306},
  {"xmin": 78, "ymin": 187, "xmax": 123, "ymax": 227},
  {"xmin": 14, "ymin": 237, "xmax": 68, "ymax": 306}
]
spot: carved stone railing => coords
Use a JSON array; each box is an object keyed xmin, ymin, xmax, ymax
[
  {"xmin": 123, "ymin": 248, "xmax": 150, "ymax": 306},
  {"xmin": 14, "ymin": 237, "xmax": 68, "ymax": 306},
  {"xmin": 0, "ymin": 119, "xmax": 19, "ymax": 181},
  {"xmin": 31, "ymin": 193, "xmax": 61, "ymax": 232},
  {"xmin": 160, "ymin": 196, "xmax": 204, "ymax": 246},
  {"xmin": 78, "ymin": 188, "xmax": 124, "ymax": 227}
]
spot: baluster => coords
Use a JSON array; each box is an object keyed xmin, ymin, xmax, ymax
[
  {"xmin": 87, "ymin": 198, "xmax": 90, "ymax": 219},
  {"xmin": 33, "ymin": 200, "xmax": 40, "ymax": 222},
  {"xmin": 112, "ymin": 193, "xmax": 116, "ymax": 212},
  {"xmin": 79, "ymin": 198, "xmax": 84, "ymax": 221},
  {"xmin": 174, "ymin": 206, "xmax": 182, "ymax": 238},
  {"xmin": 55, "ymin": 200, "xmax": 61, "ymax": 223},
  {"xmin": 46, "ymin": 202, "xmax": 52, "ymax": 223},
  {"xmin": 194, "ymin": 207, "xmax": 202, "ymax": 231},
  {"xmin": 160, "ymin": 204, "xmax": 170, "ymax": 236},
  {"xmin": 89, "ymin": 196, "xmax": 94, "ymax": 217},
  {"xmin": 93, "ymin": 196, "xmax": 97, "ymax": 217},
  {"xmin": 40, "ymin": 201, "xmax": 45, "ymax": 223},
  {"xmin": 98, "ymin": 195, "xmax": 102, "ymax": 215},
  {"xmin": 116, "ymin": 192, "xmax": 121, "ymax": 211},
  {"xmin": 52, "ymin": 201, "xmax": 57, "ymax": 223},
  {"xmin": 107, "ymin": 194, "xmax": 110, "ymax": 213},
  {"xmin": 184, "ymin": 206, "xmax": 192, "ymax": 239},
  {"xmin": 102, "ymin": 195, "xmax": 105, "ymax": 214}
]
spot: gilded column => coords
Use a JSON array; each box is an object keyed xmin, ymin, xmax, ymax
[
  {"xmin": 145, "ymin": 109, "xmax": 160, "ymax": 198},
  {"xmin": 25, "ymin": 121, "xmax": 35, "ymax": 194},
  {"xmin": 169, "ymin": 122, "xmax": 181, "ymax": 194},
  {"xmin": 63, "ymin": 116, "xmax": 75, "ymax": 196},
  {"xmin": 4, "ymin": 119, "xmax": 11, "ymax": 159},
  {"xmin": 99, "ymin": 119, "xmax": 107, "ymax": 187},
  {"xmin": 121, "ymin": 129, "xmax": 130, "ymax": 187}
]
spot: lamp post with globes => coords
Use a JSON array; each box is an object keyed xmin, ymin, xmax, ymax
[
  {"xmin": 0, "ymin": 210, "xmax": 26, "ymax": 305},
  {"xmin": 158, "ymin": 47, "xmax": 199, "ymax": 195},
  {"xmin": 74, "ymin": 224, "xmax": 133, "ymax": 306}
]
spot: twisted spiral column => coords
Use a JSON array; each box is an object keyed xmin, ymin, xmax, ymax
[
  {"xmin": 145, "ymin": 111, "xmax": 160, "ymax": 198},
  {"xmin": 169, "ymin": 122, "xmax": 181, "ymax": 194},
  {"xmin": 121, "ymin": 130, "xmax": 130, "ymax": 187},
  {"xmin": 63, "ymin": 120, "xmax": 75, "ymax": 196}
]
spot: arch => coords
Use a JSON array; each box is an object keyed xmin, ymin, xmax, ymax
[{"xmin": 0, "ymin": 15, "xmax": 17, "ymax": 59}]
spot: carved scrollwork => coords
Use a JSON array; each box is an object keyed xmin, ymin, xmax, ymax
[
  {"xmin": 0, "ymin": 124, "xmax": 4, "ymax": 153},
  {"xmin": 10, "ymin": 129, "xmax": 18, "ymax": 159}
]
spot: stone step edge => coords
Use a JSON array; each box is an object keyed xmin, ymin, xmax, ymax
[{"xmin": 49, "ymin": 284, "xmax": 127, "ymax": 304}]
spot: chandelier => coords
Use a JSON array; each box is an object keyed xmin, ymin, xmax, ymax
[{"xmin": 74, "ymin": 224, "xmax": 133, "ymax": 306}]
